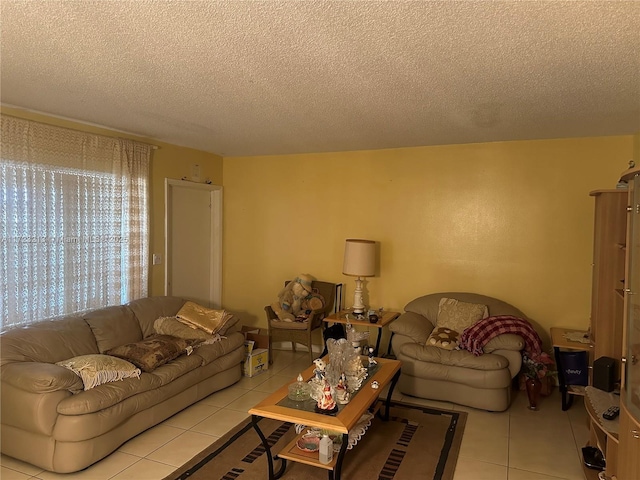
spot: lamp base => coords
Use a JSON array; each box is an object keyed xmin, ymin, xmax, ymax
[{"xmin": 351, "ymin": 276, "xmax": 366, "ymax": 314}]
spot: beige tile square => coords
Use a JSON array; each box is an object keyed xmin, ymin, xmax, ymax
[
  {"xmin": 163, "ymin": 403, "xmax": 221, "ymax": 429},
  {"xmin": 458, "ymin": 427, "xmax": 509, "ymax": 466},
  {"xmin": 0, "ymin": 466, "xmax": 32, "ymax": 480},
  {"xmin": 189, "ymin": 408, "xmax": 249, "ymax": 437},
  {"xmin": 236, "ymin": 371, "xmax": 276, "ymax": 389},
  {"xmin": 273, "ymin": 358, "xmax": 315, "ymax": 378},
  {"xmin": 0, "ymin": 455, "xmax": 45, "ymax": 477},
  {"xmin": 198, "ymin": 384, "xmax": 251, "ymax": 407},
  {"xmin": 570, "ymin": 418, "xmax": 590, "ymax": 451},
  {"xmin": 118, "ymin": 424, "xmax": 185, "ymax": 457},
  {"xmin": 37, "ymin": 452, "xmax": 139, "ymax": 480},
  {"xmin": 459, "ymin": 408, "xmax": 510, "ymax": 438},
  {"xmin": 510, "ymin": 389, "xmax": 565, "ymax": 419},
  {"xmin": 146, "ymin": 431, "xmax": 217, "ymax": 468},
  {"xmin": 453, "ymin": 457, "xmax": 508, "ymax": 480},
  {"xmin": 110, "ymin": 458, "xmax": 176, "ymax": 480},
  {"xmin": 509, "ymin": 434, "xmax": 585, "ymax": 480},
  {"xmin": 252, "ymin": 374, "xmax": 293, "ymax": 393},
  {"xmin": 510, "ymin": 413, "xmax": 574, "ymax": 444},
  {"xmin": 508, "ymin": 467, "xmax": 571, "ymax": 480},
  {"xmin": 223, "ymin": 389, "xmax": 271, "ymax": 412}
]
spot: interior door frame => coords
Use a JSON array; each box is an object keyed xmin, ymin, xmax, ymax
[{"xmin": 164, "ymin": 178, "xmax": 223, "ymax": 308}]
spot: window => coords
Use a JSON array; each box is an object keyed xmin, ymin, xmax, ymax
[{"xmin": 0, "ymin": 115, "xmax": 151, "ymax": 329}]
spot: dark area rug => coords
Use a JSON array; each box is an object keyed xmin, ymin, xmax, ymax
[{"xmin": 164, "ymin": 401, "xmax": 466, "ymax": 480}]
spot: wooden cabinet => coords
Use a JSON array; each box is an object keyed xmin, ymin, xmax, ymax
[
  {"xmin": 618, "ymin": 166, "xmax": 640, "ymax": 480},
  {"xmin": 618, "ymin": 403, "xmax": 640, "ymax": 479},
  {"xmin": 584, "ymin": 189, "xmax": 629, "ymax": 479},
  {"xmin": 589, "ymin": 190, "xmax": 628, "ymax": 380}
]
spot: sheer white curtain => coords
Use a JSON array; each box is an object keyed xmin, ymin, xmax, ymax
[{"xmin": 0, "ymin": 115, "xmax": 151, "ymax": 328}]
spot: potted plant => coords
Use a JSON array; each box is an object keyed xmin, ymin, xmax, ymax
[{"xmin": 521, "ymin": 352, "xmax": 556, "ymax": 409}]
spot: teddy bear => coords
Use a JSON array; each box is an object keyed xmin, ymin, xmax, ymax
[{"xmin": 271, "ymin": 273, "xmax": 320, "ymax": 322}]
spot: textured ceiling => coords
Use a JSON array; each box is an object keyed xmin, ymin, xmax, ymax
[{"xmin": 1, "ymin": 1, "xmax": 639, "ymax": 157}]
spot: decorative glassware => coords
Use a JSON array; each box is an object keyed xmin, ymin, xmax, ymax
[{"xmin": 288, "ymin": 373, "xmax": 311, "ymax": 401}]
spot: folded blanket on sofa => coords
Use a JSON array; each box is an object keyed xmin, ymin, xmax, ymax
[{"xmin": 459, "ymin": 315, "xmax": 542, "ymax": 357}]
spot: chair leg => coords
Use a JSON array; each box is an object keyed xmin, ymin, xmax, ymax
[
  {"xmin": 268, "ymin": 333, "xmax": 273, "ymax": 365},
  {"xmin": 291, "ymin": 341, "xmax": 297, "ymax": 353}
]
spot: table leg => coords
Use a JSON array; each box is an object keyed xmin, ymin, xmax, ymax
[
  {"xmin": 330, "ymin": 432, "xmax": 349, "ymax": 480},
  {"xmin": 251, "ymin": 415, "xmax": 287, "ymax": 479},
  {"xmin": 553, "ymin": 347, "xmax": 573, "ymax": 411},
  {"xmin": 387, "ymin": 332, "xmax": 395, "ymax": 357},
  {"xmin": 379, "ymin": 368, "xmax": 401, "ymax": 421},
  {"xmin": 374, "ymin": 328, "xmax": 382, "ymax": 356}
]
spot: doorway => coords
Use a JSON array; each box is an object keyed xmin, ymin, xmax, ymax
[{"xmin": 164, "ymin": 179, "xmax": 222, "ymax": 308}]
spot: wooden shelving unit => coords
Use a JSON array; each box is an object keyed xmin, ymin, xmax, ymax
[{"xmin": 584, "ymin": 189, "xmax": 628, "ymax": 479}]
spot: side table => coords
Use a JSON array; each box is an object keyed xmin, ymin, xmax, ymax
[
  {"xmin": 323, "ymin": 310, "xmax": 400, "ymax": 357},
  {"xmin": 550, "ymin": 327, "xmax": 593, "ymax": 411}
]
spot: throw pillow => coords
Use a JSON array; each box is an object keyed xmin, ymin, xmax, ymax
[
  {"xmin": 56, "ymin": 354, "xmax": 141, "ymax": 391},
  {"xmin": 105, "ymin": 335, "xmax": 201, "ymax": 373},
  {"xmin": 436, "ymin": 297, "xmax": 488, "ymax": 338},
  {"xmin": 425, "ymin": 297, "xmax": 489, "ymax": 350},
  {"xmin": 176, "ymin": 301, "xmax": 237, "ymax": 335},
  {"xmin": 425, "ymin": 327, "xmax": 460, "ymax": 351}
]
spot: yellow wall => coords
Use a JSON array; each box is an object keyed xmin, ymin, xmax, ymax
[
  {"xmin": 223, "ymin": 136, "xmax": 634, "ymax": 349},
  {"xmin": 2, "ymin": 106, "xmax": 634, "ymax": 351},
  {"xmin": 0, "ymin": 107, "xmax": 223, "ymax": 295}
]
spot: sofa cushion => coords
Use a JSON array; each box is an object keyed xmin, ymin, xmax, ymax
[
  {"xmin": 192, "ymin": 331, "xmax": 246, "ymax": 365},
  {"xmin": 56, "ymin": 354, "xmax": 141, "ymax": 391},
  {"xmin": 127, "ymin": 296, "xmax": 186, "ymax": 338},
  {"xmin": 147, "ymin": 353, "xmax": 203, "ymax": 385},
  {"xmin": 399, "ymin": 342, "xmax": 509, "ymax": 370},
  {"xmin": 388, "ymin": 311, "xmax": 434, "ymax": 344},
  {"xmin": 0, "ymin": 317, "xmax": 99, "ymax": 366},
  {"xmin": 105, "ymin": 335, "xmax": 201, "ymax": 372},
  {"xmin": 1, "ymin": 362, "xmax": 84, "ymax": 393},
  {"xmin": 56, "ymin": 373, "xmax": 161, "ymax": 415},
  {"xmin": 84, "ymin": 306, "xmax": 143, "ymax": 353}
]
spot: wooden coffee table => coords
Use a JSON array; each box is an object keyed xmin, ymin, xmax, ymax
[{"xmin": 248, "ymin": 356, "xmax": 401, "ymax": 480}]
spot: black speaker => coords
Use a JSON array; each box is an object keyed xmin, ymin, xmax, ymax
[{"xmin": 593, "ymin": 356, "xmax": 616, "ymax": 392}]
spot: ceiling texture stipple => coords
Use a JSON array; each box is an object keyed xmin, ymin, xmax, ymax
[{"xmin": 1, "ymin": 1, "xmax": 639, "ymax": 157}]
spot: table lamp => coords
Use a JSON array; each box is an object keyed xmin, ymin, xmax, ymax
[{"xmin": 342, "ymin": 239, "xmax": 376, "ymax": 314}]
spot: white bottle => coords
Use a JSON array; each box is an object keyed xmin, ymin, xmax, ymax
[{"xmin": 319, "ymin": 434, "xmax": 333, "ymax": 465}]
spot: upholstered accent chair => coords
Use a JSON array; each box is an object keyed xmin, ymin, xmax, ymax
[
  {"xmin": 389, "ymin": 292, "xmax": 531, "ymax": 411},
  {"xmin": 265, "ymin": 280, "xmax": 336, "ymax": 365}
]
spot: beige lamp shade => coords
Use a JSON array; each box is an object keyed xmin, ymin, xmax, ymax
[{"xmin": 342, "ymin": 239, "xmax": 376, "ymax": 277}]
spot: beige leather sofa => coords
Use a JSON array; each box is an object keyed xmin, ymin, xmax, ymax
[
  {"xmin": 389, "ymin": 292, "xmax": 529, "ymax": 412},
  {"xmin": 0, "ymin": 296, "xmax": 245, "ymax": 473}
]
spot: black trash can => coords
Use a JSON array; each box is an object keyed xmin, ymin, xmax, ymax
[{"xmin": 560, "ymin": 350, "xmax": 589, "ymax": 386}]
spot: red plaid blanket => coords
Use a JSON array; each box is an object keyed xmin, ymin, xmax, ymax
[{"xmin": 459, "ymin": 315, "xmax": 542, "ymax": 357}]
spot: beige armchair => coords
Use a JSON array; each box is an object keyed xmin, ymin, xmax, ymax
[
  {"xmin": 265, "ymin": 280, "xmax": 336, "ymax": 365},
  {"xmin": 389, "ymin": 292, "xmax": 530, "ymax": 411}
]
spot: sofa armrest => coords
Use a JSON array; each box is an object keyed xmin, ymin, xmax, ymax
[
  {"xmin": 1, "ymin": 362, "xmax": 83, "ymax": 393},
  {"xmin": 483, "ymin": 334, "xmax": 525, "ymax": 353},
  {"xmin": 399, "ymin": 343, "xmax": 509, "ymax": 370},
  {"xmin": 389, "ymin": 312, "xmax": 434, "ymax": 345}
]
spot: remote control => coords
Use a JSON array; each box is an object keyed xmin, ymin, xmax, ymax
[{"xmin": 602, "ymin": 405, "xmax": 619, "ymax": 420}]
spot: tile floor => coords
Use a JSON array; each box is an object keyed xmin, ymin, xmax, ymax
[{"xmin": 1, "ymin": 350, "xmax": 591, "ymax": 480}]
